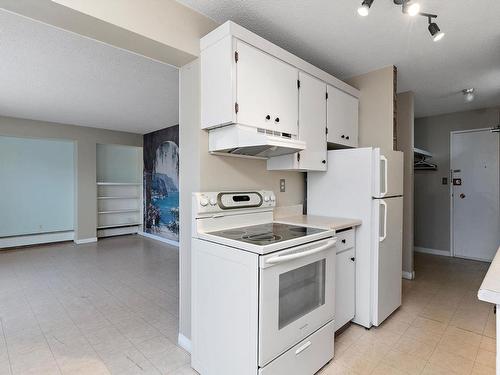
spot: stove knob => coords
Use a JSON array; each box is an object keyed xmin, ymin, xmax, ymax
[
  {"xmin": 270, "ymin": 195, "xmax": 276, "ymax": 202},
  {"xmin": 200, "ymin": 197, "xmax": 209, "ymax": 207},
  {"xmin": 209, "ymin": 198, "xmax": 217, "ymax": 206},
  {"xmin": 264, "ymin": 196, "xmax": 270, "ymax": 202}
]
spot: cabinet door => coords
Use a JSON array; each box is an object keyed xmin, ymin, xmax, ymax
[
  {"xmin": 297, "ymin": 72, "xmax": 327, "ymax": 171},
  {"xmin": 335, "ymin": 248, "xmax": 355, "ymax": 331},
  {"xmin": 236, "ymin": 41, "xmax": 298, "ymax": 135},
  {"xmin": 327, "ymin": 85, "xmax": 359, "ymax": 147}
]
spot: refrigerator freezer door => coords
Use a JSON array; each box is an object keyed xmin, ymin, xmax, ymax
[
  {"xmin": 372, "ymin": 149, "xmax": 404, "ymax": 198},
  {"xmin": 372, "ymin": 197, "xmax": 403, "ymax": 326}
]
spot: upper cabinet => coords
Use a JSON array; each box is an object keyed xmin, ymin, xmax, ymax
[
  {"xmin": 267, "ymin": 72, "xmax": 327, "ymax": 171},
  {"xmin": 200, "ymin": 21, "xmax": 360, "ymax": 166},
  {"xmin": 327, "ymin": 85, "xmax": 359, "ymax": 148},
  {"xmin": 237, "ymin": 41, "xmax": 299, "ymax": 136}
]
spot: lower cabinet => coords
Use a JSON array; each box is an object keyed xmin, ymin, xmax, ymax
[{"xmin": 335, "ymin": 247, "xmax": 356, "ymax": 331}]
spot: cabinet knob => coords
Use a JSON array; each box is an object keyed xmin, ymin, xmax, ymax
[
  {"xmin": 341, "ymin": 135, "xmax": 345, "ymax": 139},
  {"xmin": 275, "ymin": 117, "xmax": 280, "ymax": 123},
  {"xmin": 265, "ymin": 115, "xmax": 271, "ymax": 120},
  {"xmin": 346, "ymin": 136, "xmax": 350, "ymax": 140},
  {"xmin": 341, "ymin": 239, "xmax": 346, "ymax": 244},
  {"xmin": 322, "ymin": 160, "xmax": 326, "ymax": 164},
  {"xmin": 350, "ymin": 257, "xmax": 355, "ymax": 262}
]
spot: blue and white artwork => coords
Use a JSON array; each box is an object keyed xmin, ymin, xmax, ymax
[{"xmin": 143, "ymin": 125, "xmax": 179, "ymax": 242}]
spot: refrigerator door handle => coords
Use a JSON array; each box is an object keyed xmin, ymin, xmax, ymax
[
  {"xmin": 380, "ymin": 155, "xmax": 388, "ymax": 197},
  {"xmin": 380, "ymin": 200, "xmax": 387, "ymax": 242}
]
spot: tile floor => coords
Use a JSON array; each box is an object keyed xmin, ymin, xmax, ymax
[
  {"xmin": 0, "ymin": 237, "xmax": 496, "ymax": 375},
  {"xmin": 322, "ymin": 253, "xmax": 496, "ymax": 375},
  {"xmin": 0, "ymin": 235, "xmax": 193, "ymax": 375}
]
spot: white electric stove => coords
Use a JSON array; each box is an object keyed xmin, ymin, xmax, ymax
[{"xmin": 191, "ymin": 191, "xmax": 337, "ymax": 375}]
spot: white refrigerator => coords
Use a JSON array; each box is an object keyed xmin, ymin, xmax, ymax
[{"xmin": 307, "ymin": 147, "xmax": 403, "ymax": 328}]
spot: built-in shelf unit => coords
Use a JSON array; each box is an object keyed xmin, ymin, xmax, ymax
[{"xmin": 96, "ymin": 144, "xmax": 143, "ymax": 238}]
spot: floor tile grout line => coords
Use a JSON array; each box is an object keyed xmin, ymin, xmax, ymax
[{"xmin": 0, "ymin": 318, "xmax": 14, "ymax": 375}]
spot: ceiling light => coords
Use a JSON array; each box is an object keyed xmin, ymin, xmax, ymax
[
  {"xmin": 357, "ymin": 0, "xmax": 374, "ymax": 16},
  {"xmin": 404, "ymin": 1, "xmax": 420, "ymax": 16},
  {"xmin": 463, "ymin": 88, "xmax": 475, "ymax": 103},
  {"xmin": 428, "ymin": 19, "xmax": 445, "ymax": 41}
]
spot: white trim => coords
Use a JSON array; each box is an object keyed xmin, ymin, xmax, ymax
[
  {"xmin": 402, "ymin": 271, "xmax": 415, "ymax": 280},
  {"xmin": 139, "ymin": 231, "xmax": 179, "ymax": 247},
  {"xmin": 74, "ymin": 237, "xmax": 97, "ymax": 244},
  {"xmin": 0, "ymin": 231, "xmax": 74, "ymax": 249},
  {"xmin": 177, "ymin": 333, "xmax": 192, "ymax": 353},
  {"xmin": 414, "ymin": 246, "xmax": 450, "ymax": 257}
]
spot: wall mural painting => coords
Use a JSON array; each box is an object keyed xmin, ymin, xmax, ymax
[{"xmin": 143, "ymin": 125, "xmax": 179, "ymax": 242}]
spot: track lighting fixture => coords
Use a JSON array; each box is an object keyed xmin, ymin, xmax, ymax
[
  {"xmin": 357, "ymin": 0, "xmax": 374, "ymax": 17},
  {"xmin": 462, "ymin": 88, "xmax": 475, "ymax": 103},
  {"xmin": 356, "ymin": 0, "xmax": 445, "ymax": 42}
]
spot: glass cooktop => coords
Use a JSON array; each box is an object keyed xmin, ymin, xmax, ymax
[{"xmin": 207, "ymin": 222, "xmax": 327, "ymax": 246}]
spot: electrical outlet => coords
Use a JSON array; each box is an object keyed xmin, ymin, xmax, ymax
[{"xmin": 280, "ymin": 179, "xmax": 286, "ymax": 192}]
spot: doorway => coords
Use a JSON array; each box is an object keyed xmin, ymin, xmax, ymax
[{"xmin": 450, "ymin": 128, "xmax": 500, "ymax": 261}]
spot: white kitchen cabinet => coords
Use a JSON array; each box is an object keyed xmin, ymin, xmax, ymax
[
  {"xmin": 327, "ymin": 85, "xmax": 359, "ymax": 148},
  {"xmin": 335, "ymin": 230, "xmax": 356, "ymax": 331},
  {"xmin": 237, "ymin": 41, "xmax": 299, "ymax": 136},
  {"xmin": 267, "ymin": 72, "xmax": 327, "ymax": 171},
  {"xmin": 200, "ymin": 36, "xmax": 298, "ymax": 136}
]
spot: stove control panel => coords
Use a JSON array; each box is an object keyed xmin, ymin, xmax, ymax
[{"xmin": 194, "ymin": 191, "xmax": 275, "ymax": 214}]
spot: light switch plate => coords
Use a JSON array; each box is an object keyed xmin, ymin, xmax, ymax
[{"xmin": 280, "ymin": 179, "xmax": 286, "ymax": 192}]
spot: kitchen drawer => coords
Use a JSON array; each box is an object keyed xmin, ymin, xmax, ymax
[
  {"xmin": 335, "ymin": 228, "xmax": 355, "ymax": 253},
  {"xmin": 259, "ymin": 321, "xmax": 334, "ymax": 375}
]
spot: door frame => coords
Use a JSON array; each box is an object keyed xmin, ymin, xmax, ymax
[{"xmin": 449, "ymin": 128, "xmax": 497, "ymax": 258}]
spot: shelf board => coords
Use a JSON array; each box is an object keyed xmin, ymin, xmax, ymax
[
  {"xmin": 97, "ymin": 223, "xmax": 142, "ymax": 229},
  {"xmin": 97, "ymin": 196, "xmax": 140, "ymax": 200},
  {"xmin": 413, "ymin": 147, "xmax": 433, "ymax": 158},
  {"xmin": 97, "ymin": 182, "xmax": 141, "ymax": 186},
  {"xmin": 98, "ymin": 209, "xmax": 140, "ymax": 214}
]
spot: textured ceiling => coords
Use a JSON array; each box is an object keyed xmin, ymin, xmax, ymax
[
  {"xmin": 0, "ymin": 9, "xmax": 179, "ymax": 134},
  {"xmin": 177, "ymin": 0, "xmax": 500, "ymax": 118}
]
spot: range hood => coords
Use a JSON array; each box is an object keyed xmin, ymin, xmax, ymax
[{"xmin": 208, "ymin": 125, "xmax": 306, "ymax": 159}]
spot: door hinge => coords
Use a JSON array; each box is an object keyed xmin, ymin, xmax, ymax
[
  {"xmin": 325, "ymin": 127, "xmax": 328, "ymax": 135},
  {"xmin": 235, "ymin": 102, "xmax": 239, "ymax": 114},
  {"xmin": 234, "ymin": 51, "xmax": 239, "ymax": 63},
  {"xmin": 297, "ymin": 79, "xmax": 301, "ymax": 89},
  {"xmin": 297, "ymin": 153, "xmax": 301, "ymax": 162},
  {"xmin": 326, "ymin": 92, "xmax": 329, "ymax": 100}
]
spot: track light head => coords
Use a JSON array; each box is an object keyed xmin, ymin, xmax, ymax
[
  {"xmin": 462, "ymin": 88, "xmax": 475, "ymax": 103},
  {"xmin": 357, "ymin": 0, "xmax": 374, "ymax": 16},
  {"xmin": 403, "ymin": 1, "xmax": 420, "ymax": 16},
  {"xmin": 428, "ymin": 19, "xmax": 445, "ymax": 41}
]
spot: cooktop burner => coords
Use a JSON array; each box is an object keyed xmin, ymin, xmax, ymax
[{"xmin": 207, "ymin": 222, "xmax": 326, "ymax": 246}]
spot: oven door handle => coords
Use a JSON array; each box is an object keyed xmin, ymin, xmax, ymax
[{"xmin": 265, "ymin": 238, "xmax": 337, "ymax": 265}]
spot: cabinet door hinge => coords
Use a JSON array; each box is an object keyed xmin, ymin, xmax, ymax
[
  {"xmin": 234, "ymin": 51, "xmax": 239, "ymax": 63},
  {"xmin": 325, "ymin": 127, "xmax": 328, "ymax": 135},
  {"xmin": 326, "ymin": 92, "xmax": 329, "ymax": 100},
  {"xmin": 297, "ymin": 153, "xmax": 301, "ymax": 162},
  {"xmin": 297, "ymin": 79, "xmax": 301, "ymax": 89},
  {"xmin": 235, "ymin": 102, "xmax": 239, "ymax": 114}
]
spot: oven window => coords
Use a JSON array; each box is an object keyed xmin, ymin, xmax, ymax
[{"xmin": 278, "ymin": 259, "xmax": 326, "ymax": 329}]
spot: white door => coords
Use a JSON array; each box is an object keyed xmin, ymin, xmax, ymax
[
  {"xmin": 297, "ymin": 72, "xmax": 327, "ymax": 171},
  {"xmin": 372, "ymin": 197, "xmax": 403, "ymax": 326},
  {"xmin": 334, "ymin": 248, "xmax": 355, "ymax": 331},
  {"xmin": 327, "ymin": 85, "xmax": 359, "ymax": 147},
  {"xmin": 236, "ymin": 41, "xmax": 298, "ymax": 135},
  {"xmin": 451, "ymin": 129, "xmax": 500, "ymax": 261}
]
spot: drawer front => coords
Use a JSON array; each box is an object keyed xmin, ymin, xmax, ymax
[
  {"xmin": 259, "ymin": 321, "xmax": 334, "ymax": 375},
  {"xmin": 335, "ymin": 228, "xmax": 355, "ymax": 253}
]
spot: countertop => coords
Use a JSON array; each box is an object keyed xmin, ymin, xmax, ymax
[
  {"xmin": 275, "ymin": 214, "xmax": 362, "ymax": 232},
  {"xmin": 478, "ymin": 246, "xmax": 500, "ymax": 305}
]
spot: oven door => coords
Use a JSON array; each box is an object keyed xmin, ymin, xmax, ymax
[{"xmin": 258, "ymin": 237, "xmax": 336, "ymax": 367}]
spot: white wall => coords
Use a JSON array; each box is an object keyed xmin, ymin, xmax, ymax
[
  {"xmin": 414, "ymin": 107, "xmax": 499, "ymax": 254},
  {"xmin": 0, "ymin": 136, "xmax": 75, "ymax": 237}
]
